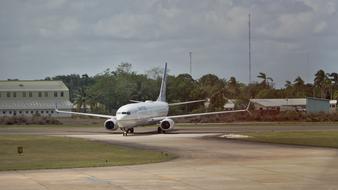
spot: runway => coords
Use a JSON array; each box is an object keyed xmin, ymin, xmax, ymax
[{"xmin": 1, "ymin": 127, "xmax": 338, "ymax": 190}]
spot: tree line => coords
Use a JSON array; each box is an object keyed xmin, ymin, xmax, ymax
[{"xmin": 44, "ymin": 63, "xmax": 338, "ymax": 114}]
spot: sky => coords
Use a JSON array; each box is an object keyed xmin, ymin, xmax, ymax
[{"xmin": 0, "ymin": 0, "xmax": 337, "ymax": 87}]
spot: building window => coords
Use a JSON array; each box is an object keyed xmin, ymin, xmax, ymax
[
  {"xmin": 29, "ymin": 92, "xmax": 32, "ymax": 97},
  {"xmin": 9, "ymin": 111, "xmax": 12, "ymax": 114},
  {"xmin": 44, "ymin": 92, "xmax": 48, "ymax": 97},
  {"xmin": 13, "ymin": 92, "xmax": 16, "ymax": 98},
  {"xmin": 19, "ymin": 111, "xmax": 22, "ymax": 114},
  {"xmin": 54, "ymin": 92, "xmax": 58, "ymax": 97},
  {"xmin": 38, "ymin": 92, "xmax": 42, "ymax": 97},
  {"xmin": 46, "ymin": 111, "xmax": 49, "ymax": 114},
  {"xmin": 23, "ymin": 92, "xmax": 26, "ymax": 97},
  {"xmin": 25, "ymin": 111, "xmax": 28, "ymax": 114},
  {"xmin": 41, "ymin": 111, "xmax": 44, "ymax": 114},
  {"xmin": 2, "ymin": 111, "xmax": 5, "ymax": 114},
  {"xmin": 31, "ymin": 111, "xmax": 34, "ymax": 114},
  {"xmin": 61, "ymin": 92, "xmax": 64, "ymax": 97},
  {"xmin": 7, "ymin": 92, "xmax": 10, "ymax": 98},
  {"xmin": 51, "ymin": 111, "xmax": 54, "ymax": 114}
]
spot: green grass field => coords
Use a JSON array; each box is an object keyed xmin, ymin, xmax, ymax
[
  {"xmin": 0, "ymin": 135, "xmax": 175, "ymax": 171},
  {"xmin": 241, "ymin": 131, "xmax": 338, "ymax": 148}
]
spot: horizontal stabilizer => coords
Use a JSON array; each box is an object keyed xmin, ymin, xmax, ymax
[
  {"xmin": 129, "ymin": 100, "xmax": 142, "ymax": 103},
  {"xmin": 168, "ymin": 99, "xmax": 206, "ymax": 106}
]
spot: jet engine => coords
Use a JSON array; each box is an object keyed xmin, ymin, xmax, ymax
[
  {"xmin": 104, "ymin": 118, "xmax": 118, "ymax": 131},
  {"xmin": 160, "ymin": 118, "xmax": 175, "ymax": 131}
]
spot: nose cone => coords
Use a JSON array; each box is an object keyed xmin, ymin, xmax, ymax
[
  {"xmin": 116, "ymin": 114, "xmax": 124, "ymax": 121},
  {"xmin": 116, "ymin": 108, "xmax": 124, "ymax": 120},
  {"xmin": 115, "ymin": 105, "xmax": 135, "ymax": 128}
]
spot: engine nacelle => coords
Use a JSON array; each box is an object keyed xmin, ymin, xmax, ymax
[
  {"xmin": 160, "ymin": 118, "xmax": 175, "ymax": 131},
  {"xmin": 104, "ymin": 118, "xmax": 118, "ymax": 131}
]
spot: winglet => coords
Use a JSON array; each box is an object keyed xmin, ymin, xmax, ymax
[
  {"xmin": 246, "ymin": 101, "xmax": 252, "ymax": 115},
  {"xmin": 54, "ymin": 102, "xmax": 59, "ymax": 112}
]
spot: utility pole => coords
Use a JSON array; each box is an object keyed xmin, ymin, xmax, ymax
[
  {"xmin": 189, "ymin": 52, "xmax": 192, "ymax": 76},
  {"xmin": 248, "ymin": 13, "xmax": 252, "ymax": 84}
]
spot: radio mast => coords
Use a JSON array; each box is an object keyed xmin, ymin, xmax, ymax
[{"xmin": 248, "ymin": 13, "xmax": 252, "ymax": 84}]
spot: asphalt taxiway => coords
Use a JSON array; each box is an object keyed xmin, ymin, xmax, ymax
[{"xmin": 0, "ymin": 125, "xmax": 338, "ymax": 190}]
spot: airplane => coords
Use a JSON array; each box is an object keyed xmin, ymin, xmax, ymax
[{"xmin": 56, "ymin": 63, "xmax": 250, "ymax": 136}]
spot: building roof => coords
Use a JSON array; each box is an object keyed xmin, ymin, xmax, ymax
[
  {"xmin": 0, "ymin": 81, "xmax": 68, "ymax": 92},
  {"xmin": 0, "ymin": 99, "xmax": 72, "ymax": 110},
  {"xmin": 250, "ymin": 98, "xmax": 306, "ymax": 107}
]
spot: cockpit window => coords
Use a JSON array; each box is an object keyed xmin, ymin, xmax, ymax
[{"xmin": 119, "ymin": 112, "xmax": 131, "ymax": 115}]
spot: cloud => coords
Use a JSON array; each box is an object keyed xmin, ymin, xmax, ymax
[
  {"xmin": 37, "ymin": 17, "xmax": 80, "ymax": 38},
  {"xmin": 0, "ymin": 0, "xmax": 337, "ymax": 87},
  {"xmin": 94, "ymin": 14, "xmax": 153, "ymax": 40}
]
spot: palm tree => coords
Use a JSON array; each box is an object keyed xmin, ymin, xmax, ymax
[
  {"xmin": 293, "ymin": 76, "xmax": 305, "ymax": 97},
  {"xmin": 294, "ymin": 76, "xmax": 305, "ymax": 87},
  {"xmin": 329, "ymin": 72, "xmax": 338, "ymax": 89},
  {"xmin": 285, "ymin": 80, "xmax": 292, "ymax": 88},
  {"xmin": 257, "ymin": 72, "xmax": 273, "ymax": 87},
  {"xmin": 314, "ymin": 70, "xmax": 328, "ymax": 98},
  {"xmin": 226, "ymin": 76, "xmax": 240, "ymax": 99}
]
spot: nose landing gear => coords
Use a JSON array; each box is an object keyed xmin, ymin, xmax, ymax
[{"xmin": 122, "ymin": 128, "xmax": 134, "ymax": 136}]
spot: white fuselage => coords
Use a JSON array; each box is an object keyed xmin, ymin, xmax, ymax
[{"xmin": 115, "ymin": 101, "xmax": 169, "ymax": 129}]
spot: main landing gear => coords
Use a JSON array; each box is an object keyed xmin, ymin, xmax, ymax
[
  {"xmin": 157, "ymin": 127, "xmax": 166, "ymax": 134},
  {"xmin": 122, "ymin": 128, "xmax": 134, "ymax": 136}
]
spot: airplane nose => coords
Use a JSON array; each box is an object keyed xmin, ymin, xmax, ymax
[{"xmin": 116, "ymin": 114, "xmax": 125, "ymax": 121}]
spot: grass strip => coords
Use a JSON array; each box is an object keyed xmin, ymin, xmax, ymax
[
  {"xmin": 0, "ymin": 135, "xmax": 175, "ymax": 171},
  {"xmin": 240, "ymin": 131, "xmax": 338, "ymax": 148}
]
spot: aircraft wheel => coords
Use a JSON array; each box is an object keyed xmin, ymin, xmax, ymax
[
  {"xmin": 128, "ymin": 128, "xmax": 134, "ymax": 134},
  {"xmin": 157, "ymin": 127, "xmax": 162, "ymax": 134}
]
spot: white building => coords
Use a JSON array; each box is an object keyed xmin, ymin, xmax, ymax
[
  {"xmin": 250, "ymin": 98, "xmax": 337, "ymax": 113},
  {"xmin": 330, "ymin": 100, "xmax": 337, "ymax": 113},
  {"xmin": 0, "ymin": 80, "xmax": 73, "ymax": 117},
  {"xmin": 250, "ymin": 98, "xmax": 306, "ymax": 112}
]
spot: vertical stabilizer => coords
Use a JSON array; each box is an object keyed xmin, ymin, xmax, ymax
[{"xmin": 157, "ymin": 62, "xmax": 167, "ymax": 102}]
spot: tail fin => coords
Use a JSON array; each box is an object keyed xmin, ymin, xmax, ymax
[{"xmin": 157, "ymin": 62, "xmax": 167, "ymax": 102}]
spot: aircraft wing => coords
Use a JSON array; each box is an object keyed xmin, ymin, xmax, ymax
[
  {"xmin": 152, "ymin": 103, "xmax": 251, "ymax": 121},
  {"xmin": 152, "ymin": 109, "xmax": 247, "ymax": 121},
  {"xmin": 55, "ymin": 109, "xmax": 115, "ymax": 119}
]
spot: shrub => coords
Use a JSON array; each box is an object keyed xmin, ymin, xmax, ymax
[{"xmin": 0, "ymin": 116, "xmax": 62, "ymax": 125}]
